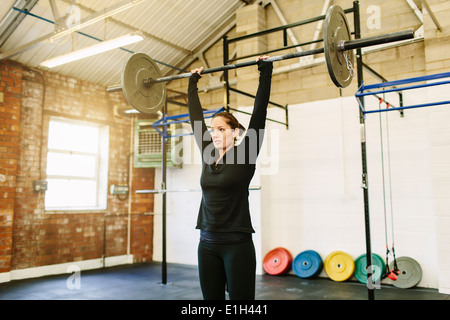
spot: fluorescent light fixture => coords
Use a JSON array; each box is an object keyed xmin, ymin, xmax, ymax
[
  {"xmin": 40, "ymin": 32, "xmax": 143, "ymax": 68},
  {"xmin": 50, "ymin": 0, "xmax": 146, "ymax": 42}
]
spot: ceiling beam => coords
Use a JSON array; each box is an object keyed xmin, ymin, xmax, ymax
[
  {"xmin": 60, "ymin": 0, "xmax": 191, "ymax": 55},
  {"xmin": 421, "ymin": 0, "xmax": 442, "ymax": 31},
  {"xmin": 405, "ymin": 0, "xmax": 424, "ymax": 23},
  {"xmin": 51, "ymin": 0, "xmax": 148, "ymax": 41},
  {"xmin": 0, "ymin": 0, "xmax": 39, "ymax": 48},
  {"xmin": 0, "ymin": 0, "xmax": 150, "ymax": 61},
  {"xmin": 168, "ymin": 5, "xmax": 245, "ymax": 79}
]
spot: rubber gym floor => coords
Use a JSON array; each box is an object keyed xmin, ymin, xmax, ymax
[{"xmin": 0, "ymin": 262, "xmax": 448, "ymax": 301}]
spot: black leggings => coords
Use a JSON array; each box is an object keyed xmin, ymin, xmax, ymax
[{"xmin": 197, "ymin": 240, "xmax": 256, "ymax": 300}]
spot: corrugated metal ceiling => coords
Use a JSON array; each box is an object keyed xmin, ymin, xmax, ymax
[{"xmin": 0, "ymin": 0, "xmax": 246, "ymax": 87}]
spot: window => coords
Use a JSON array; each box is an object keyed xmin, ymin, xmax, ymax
[{"xmin": 45, "ymin": 117, "xmax": 109, "ymax": 211}]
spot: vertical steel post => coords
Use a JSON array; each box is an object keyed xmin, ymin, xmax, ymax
[
  {"xmin": 354, "ymin": 0, "xmax": 375, "ymax": 300},
  {"xmin": 223, "ymin": 36, "xmax": 230, "ymax": 112},
  {"xmin": 161, "ymin": 102, "xmax": 168, "ymax": 285}
]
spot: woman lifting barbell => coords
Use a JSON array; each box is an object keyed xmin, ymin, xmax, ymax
[{"xmin": 188, "ymin": 55, "xmax": 272, "ymax": 300}]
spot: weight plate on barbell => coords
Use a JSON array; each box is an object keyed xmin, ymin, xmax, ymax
[
  {"xmin": 324, "ymin": 251, "xmax": 355, "ymax": 282},
  {"xmin": 293, "ymin": 250, "xmax": 323, "ymax": 279},
  {"xmin": 389, "ymin": 256, "xmax": 422, "ymax": 289},
  {"xmin": 121, "ymin": 53, "xmax": 166, "ymax": 114},
  {"xmin": 354, "ymin": 253, "xmax": 385, "ymax": 285},
  {"xmin": 324, "ymin": 5, "xmax": 354, "ymax": 88},
  {"xmin": 263, "ymin": 247, "xmax": 293, "ymax": 276}
]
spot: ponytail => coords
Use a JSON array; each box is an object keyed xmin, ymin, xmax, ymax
[{"xmin": 237, "ymin": 123, "xmax": 246, "ymax": 137}]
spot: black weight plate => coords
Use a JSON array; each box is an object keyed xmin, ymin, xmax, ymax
[
  {"xmin": 122, "ymin": 53, "xmax": 166, "ymax": 114},
  {"xmin": 324, "ymin": 5, "xmax": 354, "ymax": 88}
]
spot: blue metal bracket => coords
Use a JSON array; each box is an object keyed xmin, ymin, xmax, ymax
[{"xmin": 152, "ymin": 107, "xmax": 225, "ymax": 138}]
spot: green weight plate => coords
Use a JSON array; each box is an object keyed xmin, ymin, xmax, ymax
[
  {"xmin": 354, "ymin": 253, "xmax": 385, "ymax": 285},
  {"xmin": 121, "ymin": 53, "xmax": 166, "ymax": 114},
  {"xmin": 324, "ymin": 5, "xmax": 354, "ymax": 88},
  {"xmin": 389, "ymin": 256, "xmax": 422, "ymax": 289}
]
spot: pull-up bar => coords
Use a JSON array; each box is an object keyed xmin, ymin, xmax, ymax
[{"xmin": 356, "ymin": 72, "xmax": 450, "ymax": 115}]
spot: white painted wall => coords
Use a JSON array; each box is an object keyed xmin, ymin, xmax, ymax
[
  {"xmin": 258, "ymin": 83, "xmax": 448, "ymax": 292},
  {"xmin": 153, "ymin": 83, "xmax": 450, "ymax": 293}
]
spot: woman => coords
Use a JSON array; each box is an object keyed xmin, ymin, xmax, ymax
[{"xmin": 188, "ymin": 56, "xmax": 273, "ymax": 300}]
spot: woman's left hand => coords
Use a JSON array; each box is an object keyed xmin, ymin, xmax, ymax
[
  {"xmin": 191, "ymin": 67, "xmax": 204, "ymax": 76},
  {"xmin": 256, "ymin": 55, "xmax": 270, "ymax": 61}
]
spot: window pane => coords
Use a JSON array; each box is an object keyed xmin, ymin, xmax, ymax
[
  {"xmin": 46, "ymin": 152, "xmax": 96, "ymax": 178},
  {"xmin": 45, "ymin": 179, "xmax": 97, "ymax": 208},
  {"xmin": 48, "ymin": 120, "xmax": 99, "ymax": 153},
  {"xmin": 45, "ymin": 117, "xmax": 109, "ymax": 211}
]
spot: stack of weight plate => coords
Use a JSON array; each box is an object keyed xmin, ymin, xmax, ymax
[
  {"xmin": 263, "ymin": 247, "xmax": 293, "ymax": 275},
  {"xmin": 263, "ymin": 248, "xmax": 423, "ymax": 289},
  {"xmin": 292, "ymin": 250, "xmax": 323, "ymax": 279}
]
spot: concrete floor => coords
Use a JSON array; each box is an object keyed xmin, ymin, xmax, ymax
[{"xmin": 0, "ymin": 262, "xmax": 448, "ymax": 301}]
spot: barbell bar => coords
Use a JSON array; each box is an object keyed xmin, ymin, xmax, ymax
[
  {"xmin": 107, "ymin": 5, "xmax": 415, "ymax": 115},
  {"xmin": 136, "ymin": 186, "xmax": 261, "ymax": 194}
]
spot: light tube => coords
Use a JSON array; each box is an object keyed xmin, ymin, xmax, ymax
[{"xmin": 40, "ymin": 32, "xmax": 143, "ymax": 68}]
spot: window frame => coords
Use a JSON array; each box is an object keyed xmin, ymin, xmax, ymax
[{"xmin": 44, "ymin": 116, "xmax": 110, "ymax": 212}]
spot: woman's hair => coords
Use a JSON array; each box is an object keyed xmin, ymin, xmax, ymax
[{"xmin": 212, "ymin": 112, "xmax": 246, "ymax": 139}]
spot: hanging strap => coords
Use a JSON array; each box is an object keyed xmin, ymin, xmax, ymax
[
  {"xmin": 379, "ymin": 97, "xmax": 400, "ymax": 280},
  {"xmin": 383, "ymin": 246, "xmax": 390, "ymax": 279},
  {"xmin": 391, "ymin": 246, "xmax": 400, "ymax": 274},
  {"xmin": 384, "ymin": 100, "xmax": 400, "ymax": 275}
]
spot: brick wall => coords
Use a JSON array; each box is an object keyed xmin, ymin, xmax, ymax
[
  {"xmin": 0, "ymin": 60, "xmax": 22, "ymax": 273},
  {"xmin": 0, "ymin": 60, "xmax": 156, "ymax": 274},
  {"xmin": 130, "ymin": 167, "xmax": 155, "ymax": 263}
]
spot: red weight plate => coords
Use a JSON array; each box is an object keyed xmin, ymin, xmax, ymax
[{"xmin": 263, "ymin": 247, "xmax": 293, "ymax": 275}]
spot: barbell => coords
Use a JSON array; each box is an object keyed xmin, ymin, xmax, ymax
[
  {"xmin": 136, "ymin": 186, "xmax": 261, "ymax": 194},
  {"xmin": 107, "ymin": 5, "xmax": 414, "ymax": 115}
]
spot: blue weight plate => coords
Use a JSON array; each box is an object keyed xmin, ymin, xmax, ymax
[
  {"xmin": 293, "ymin": 250, "xmax": 323, "ymax": 279},
  {"xmin": 354, "ymin": 253, "xmax": 385, "ymax": 284}
]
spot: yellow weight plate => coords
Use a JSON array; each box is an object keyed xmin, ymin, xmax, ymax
[{"xmin": 324, "ymin": 251, "xmax": 355, "ymax": 282}]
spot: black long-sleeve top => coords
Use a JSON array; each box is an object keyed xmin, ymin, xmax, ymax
[{"xmin": 188, "ymin": 60, "xmax": 273, "ymax": 238}]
